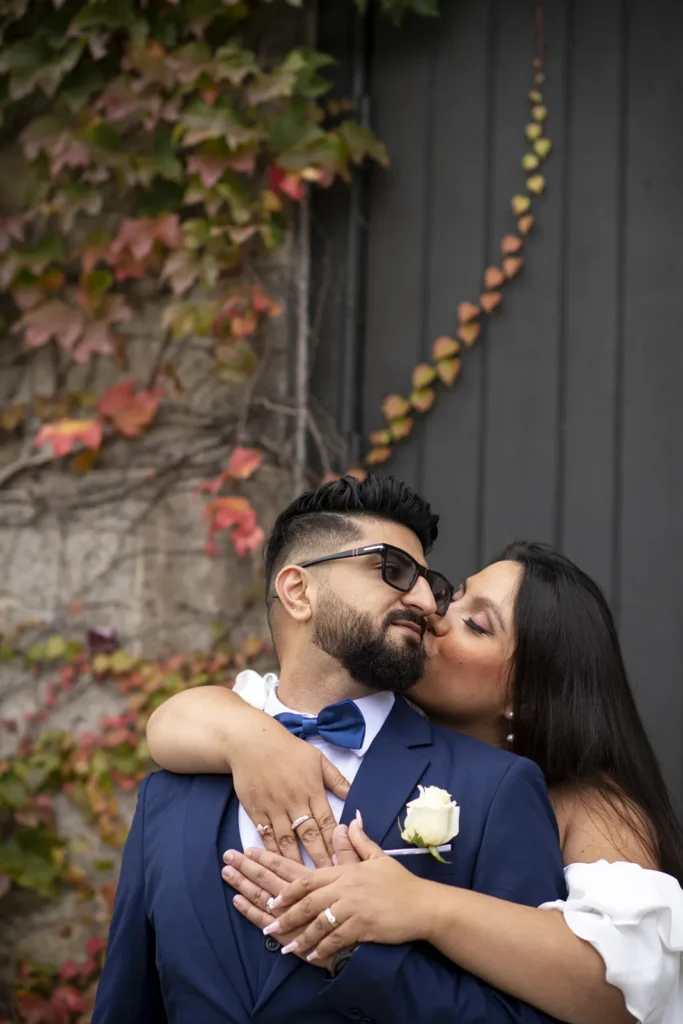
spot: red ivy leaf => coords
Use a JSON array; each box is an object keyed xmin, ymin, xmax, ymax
[
  {"xmin": 501, "ymin": 234, "xmax": 523, "ymax": 255},
  {"xmin": 226, "ymin": 447, "xmax": 262, "ymax": 480},
  {"xmin": 483, "ymin": 266, "xmax": 505, "ymax": 290},
  {"xmin": 268, "ymin": 163, "xmax": 305, "ymax": 201},
  {"xmin": 480, "ymin": 291, "xmax": 502, "ymax": 313},
  {"xmin": 97, "ymin": 380, "xmax": 160, "ymax": 438}
]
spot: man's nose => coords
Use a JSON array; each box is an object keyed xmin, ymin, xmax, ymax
[{"xmin": 401, "ymin": 575, "xmax": 437, "ymax": 617}]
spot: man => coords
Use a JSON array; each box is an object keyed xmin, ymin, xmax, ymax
[{"xmin": 93, "ymin": 474, "xmax": 566, "ymax": 1023}]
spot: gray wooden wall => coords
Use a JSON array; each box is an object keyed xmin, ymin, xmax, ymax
[{"xmin": 312, "ymin": 0, "xmax": 683, "ymax": 809}]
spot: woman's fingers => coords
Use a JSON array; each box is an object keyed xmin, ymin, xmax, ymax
[
  {"xmin": 296, "ymin": 802, "xmax": 335, "ymax": 866},
  {"xmin": 320, "ymin": 756, "xmax": 351, "ymax": 801},
  {"xmin": 309, "ymin": 925, "xmax": 358, "ymax": 964},
  {"xmin": 243, "ymin": 846, "xmax": 311, "ymax": 884},
  {"xmin": 232, "ymin": 893, "xmax": 274, "ymax": 932},
  {"xmin": 270, "ymin": 811, "xmax": 304, "ymax": 865},
  {"xmin": 265, "ymin": 885, "xmax": 333, "ymax": 934},
  {"xmin": 279, "ymin": 902, "xmax": 347, "ymax": 957},
  {"xmin": 222, "ymin": 849, "xmax": 290, "ymax": 901},
  {"xmin": 331, "ymin": 824, "xmax": 361, "ymax": 865},
  {"xmin": 277, "ymin": 866, "xmax": 340, "ymax": 908},
  {"xmin": 347, "ymin": 818, "xmax": 386, "ymax": 860}
]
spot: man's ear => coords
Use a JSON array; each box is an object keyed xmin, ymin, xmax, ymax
[{"xmin": 274, "ymin": 565, "xmax": 314, "ymax": 624}]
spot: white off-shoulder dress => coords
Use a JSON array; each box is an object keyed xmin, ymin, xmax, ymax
[{"xmin": 233, "ymin": 670, "xmax": 683, "ymax": 1023}]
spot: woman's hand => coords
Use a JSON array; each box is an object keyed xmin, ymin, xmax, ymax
[
  {"xmin": 221, "ymin": 844, "xmax": 334, "ymax": 969},
  {"xmin": 229, "ymin": 717, "xmax": 350, "ymax": 868},
  {"xmin": 235, "ymin": 821, "xmax": 430, "ymax": 963},
  {"xmin": 147, "ymin": 685, "xmax": 350, "ymax": 867}
]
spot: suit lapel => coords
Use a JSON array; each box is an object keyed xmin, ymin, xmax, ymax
[
  {"xmin": 340, "ymin": 696, "xmax": 433, "ymax": 845},
  {"xmin": 255, "ymin": 697, "xmax": 434, "ymax": 1015},
  {"xmin": 183, "ymin": 774, "xmax": 252, "ymax": 1012}
]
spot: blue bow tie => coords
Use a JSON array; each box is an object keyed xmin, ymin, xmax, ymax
[{"xmin": 275, "ymin": 698, "xmax": 366, "ymax": 751}]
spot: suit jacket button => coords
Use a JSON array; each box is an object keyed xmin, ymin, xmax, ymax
[{"xmin": 265, "ymin": 936, "xmax": 280, "ymax": 952}]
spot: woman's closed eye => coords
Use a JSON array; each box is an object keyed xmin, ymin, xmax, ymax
[{"xmin": 464, "ymin": 616, "xmax": 492, "ymax": 636}]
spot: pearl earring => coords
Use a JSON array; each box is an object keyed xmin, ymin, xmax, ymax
[{"xmin": 505, "ymin": 709, "xmax": 514, "ymax": 745}]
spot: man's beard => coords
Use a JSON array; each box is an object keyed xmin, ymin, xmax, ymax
[{"xmin": 312, "ymin": 590, "xmax": 426, "ymax": 693}]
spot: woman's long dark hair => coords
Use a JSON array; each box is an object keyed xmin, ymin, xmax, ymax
[{"xmin": 497, "ymin": 540, "xmax": 683, "ymax": 884}]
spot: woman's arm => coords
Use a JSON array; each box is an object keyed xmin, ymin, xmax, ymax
[
  {"xmin": 146, "ymin": 685, "xmax": 350, "ymax": 867},
  {"xmin": 147, "ymin": 685, "xmax": 268, "ymax": 773}
]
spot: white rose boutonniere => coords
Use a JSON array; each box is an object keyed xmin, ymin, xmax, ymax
[{"xmin": 400, "ymin": 785, "xmax": 460, "ymax": 862}]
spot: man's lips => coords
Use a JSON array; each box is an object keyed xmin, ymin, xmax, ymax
[{"xmin": 391, "ymin": 619, "xmax": 424, "ymax": 638}]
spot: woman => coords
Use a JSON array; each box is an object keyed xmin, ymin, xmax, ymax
[{"xmin": 146, "ymin": 541, "xmax": 683, "ymax": 1024}]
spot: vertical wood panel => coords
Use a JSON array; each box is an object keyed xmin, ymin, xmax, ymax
[
  {"xmin": 360, "ymin": 15, "xmax": 437, "ymax": 488},
  {"xmin": 413, "ymin": 0, "xmax": 493, "ymax": 580},
  {"xmin": 618, "ymin": 0, "xmax": 683, "ymax": 805},
  {"xmin": 480, "ymin": 0, "xmax": 568, "ymax": 559},
  {"xmin": 559, "ymin": 0, "xmax": 623, "ymax": 597}
]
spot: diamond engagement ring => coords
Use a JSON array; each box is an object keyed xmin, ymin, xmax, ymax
[
  {"xmin": 256, "ymin": 823, "xmax": 272, "ymax": 836},
  {"xmin": 323, "ymin": 907, "xmax": 339, "ymax": 928},
  {"xmin": 266, "ymin": 897, "xmax": 277, "ymax": 912},
  {"xmin": 290, "ymin": 814, "xmax": 312, "ymax": 830}
]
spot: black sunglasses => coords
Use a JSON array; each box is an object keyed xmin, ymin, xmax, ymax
[{"xmin": 297, "ymin": 543, "xmax": 454, "ymax": 616}]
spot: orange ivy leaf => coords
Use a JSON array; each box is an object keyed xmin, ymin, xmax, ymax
[
  {"xmin": 528, "ymin": 89, "xmax": 543, "ymax": 103},
  {"xmin": 522, "ymin": 153, "xmax": 540, "ymax": 171},
  {"xmin": 501, "ymin": 234, "xmax": 523, "ymax": 255},
  {"xmin": 517, "ymin": 214, "xmax": 535, "ymax": 236},
  {"xmin": 503, "ymin": 257, "xmax": 522, "ymax": 279},
  {"xmin": 369, "ymin": 428, "xmax": 392, "ymax": 446},
  {"xmin": 365, "ymin": 446, "xmax": 392, "ymax": 466},
  {"xmin": 381, "ymin": 394, "xmax": 410, "ymax": 421},
  {"xmin": 525, "ymin": 122, "xmax": 542, "ymax": 141},
  {"xmin": 97, "ymin": 379, "xmax": 160, "ymax": 438},
  {"xmin": 484, "ymin": 266, "xmax": 505, "ymax": 289},
  {"xmin": 226, "ymin": 447, "xmax": 262, "ymax": 479},
  {"xmin": 436, "ymin": 357, "xmax": 461, "ymax": 386},
  {"xmin": 531, "ymin": 104, "xmax": 548, "ymax": 122},
  {"xmin": 390, "ymin": 416, "xmax": 413, "ymax": 440},
  {"xmin": 432, "ymin": 335, "xmax": 460, "ymax": 360},
  {"xmin": 511, "ymin": 194, "xmax": 531, "ymax": 216},
  {"xmin": 346, "ymin": 468, "xmax": 367, "ymax": 481},
  {"xmin": 458, "ymin": 302, "xmax": 480, "ymax": 324},
  {"xmin": 480, "ymin": 291, "xmax": 502, "ymax": 313},
  {"xmin": 321, "ymin": 472, "xmax": 341, "ymax": 484},
  {"xmin": 231, "ymin": 311, "xmax": 258, "ymax": 338},
  {"xmin": 458, "ymin": 322, "xmax": 481, "ymax": 346},
  {"xmin": 410, "ymin": 389, "xmax": 435, "ymax": 414},
  {"xmin": 534, "ymin": 138, "xmax": 552, "ymax": 159},
  {"xmin": 412, "ymin": 363, "xmax": 437, "ymax": 390},
  {"xmin": 527, "ymin": 174, "xmax": 546, "ymax": 195},
  {"xmin": 34, "ymin": 419, "xmax": 103, "ymax": 458},
  {"xmin": 535, "ymin": 71, "xmax": 546, "ymax": 85}
]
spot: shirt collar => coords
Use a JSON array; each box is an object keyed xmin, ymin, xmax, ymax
[{"xmin": 264, "ymin": 683, "xmax": 394, "ymax": 758}]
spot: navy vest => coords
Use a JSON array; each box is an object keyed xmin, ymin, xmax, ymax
[{"xmin": 217, "ymin": 795, "xmax": 284, "ymax": 1010}]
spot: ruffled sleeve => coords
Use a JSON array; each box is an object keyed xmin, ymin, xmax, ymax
[
  {"xmin": 232, "ymin": 669, "xmax": 278, "ymax": 711},
  {"xmin": 540, "ymin": 860, "xmax": 683, "ymax": 1023}
]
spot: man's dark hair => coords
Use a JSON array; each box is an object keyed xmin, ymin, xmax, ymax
[{"xmin": 264, "ymin": 473, "xmax": 439, "ymax": 599}]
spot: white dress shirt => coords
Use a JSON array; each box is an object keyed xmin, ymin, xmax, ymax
[{"xmin": 234, "ymin": 670, "xmax": 394, "ymax": 867}]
